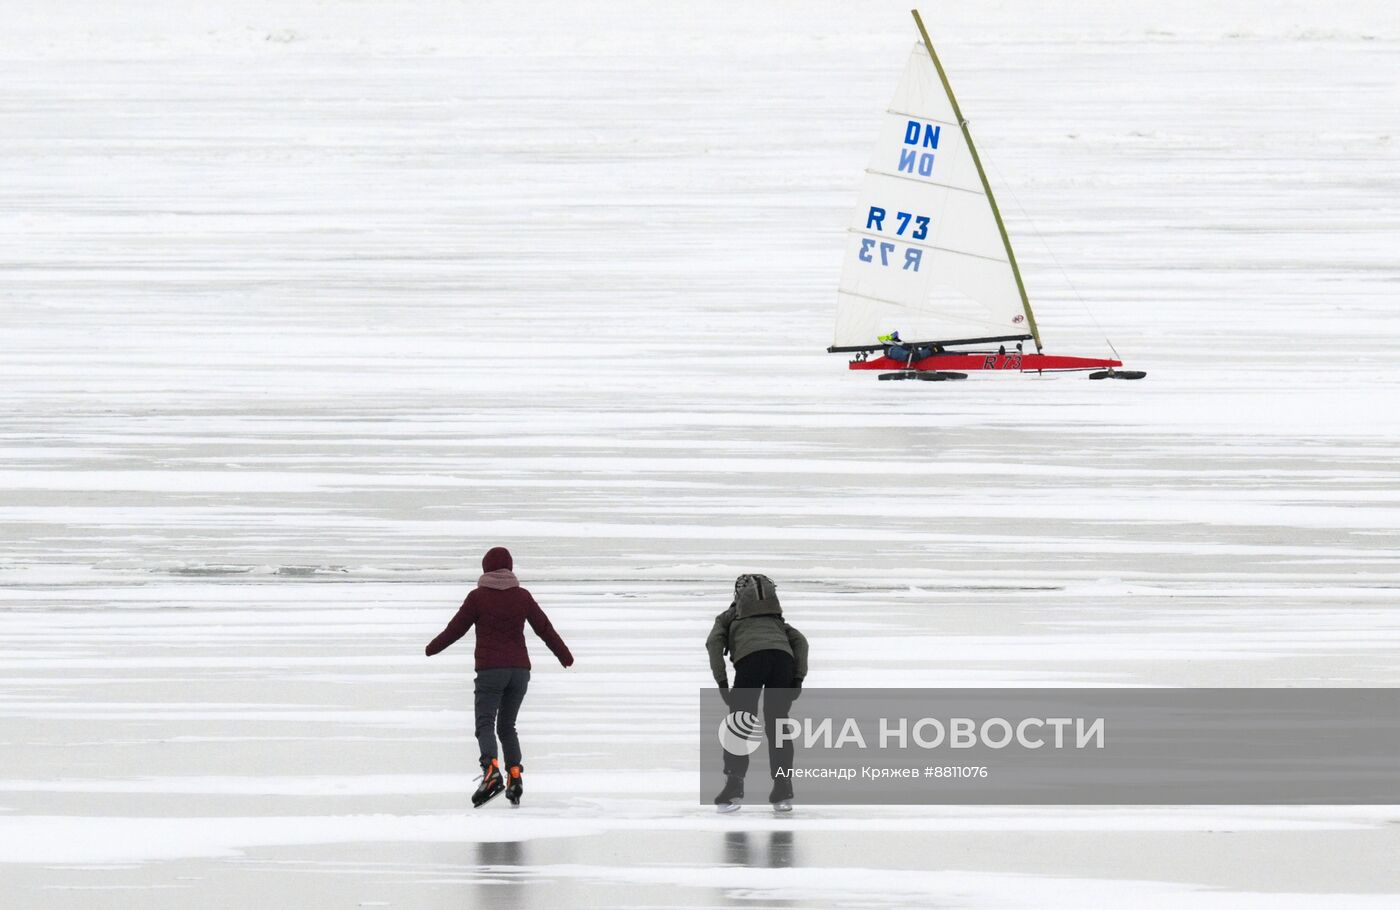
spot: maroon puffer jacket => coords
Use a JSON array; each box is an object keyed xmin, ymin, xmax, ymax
[{"xmin": 425, "ymin": 585, "xmax": 573, "ymax": 670}]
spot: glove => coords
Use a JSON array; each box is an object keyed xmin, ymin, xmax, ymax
[
  {"xmin": 791, "ymin": 677, "xmax": 803, "ymax": 701},
  {"xmin": 718, "ymin": 683, "xmax": 732, "ymax": 708}
]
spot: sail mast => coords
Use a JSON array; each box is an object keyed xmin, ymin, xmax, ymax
[{"xmin": 910, "ymin": 9, "xmax": 1042, "ymax": 352}]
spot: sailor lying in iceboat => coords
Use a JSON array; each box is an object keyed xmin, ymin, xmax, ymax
[{"xmin": 878, "ymin": 331, "xmax": 942, "ymax": 364}]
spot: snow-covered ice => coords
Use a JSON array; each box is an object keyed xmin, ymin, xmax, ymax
[{"xmin": 2, "ymin": 0, "xmax": 1398, "ymax": 906}]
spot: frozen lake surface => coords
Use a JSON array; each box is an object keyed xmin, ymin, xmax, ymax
[{"xmin": 2, "ymin": 0, "xmax": 1398, "ymax": 905}]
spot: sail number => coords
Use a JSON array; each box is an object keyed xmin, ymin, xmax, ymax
[
  {"xmin": 867, "ymin": 207, "xmax": 929, "ymax": 240},
  {"xmin": 859, "ymin": 238, "xmax": 922, "ymax": 271},
  {"xmin": 860, "ymin": 205, "xmax": 931, "ymax": 271}
]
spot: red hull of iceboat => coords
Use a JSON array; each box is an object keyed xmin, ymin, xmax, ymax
[{"xmin": 851, "ymin": 352, "xmax": 1121, "ymax": 373}]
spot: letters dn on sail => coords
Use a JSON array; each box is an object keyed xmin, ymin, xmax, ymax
[{"xmin": 899, "ymin": 120, "xmax": 940, "ymax": 177}]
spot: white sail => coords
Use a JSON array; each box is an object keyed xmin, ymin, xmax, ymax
[{"xmin": 833, "ymin": 43, "xmax": 1032, "ymax": 348}]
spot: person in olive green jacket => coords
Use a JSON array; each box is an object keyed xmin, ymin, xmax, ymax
[{"xmin": 706, "ymin": 574, "xmax": 808, "ymax": 811}]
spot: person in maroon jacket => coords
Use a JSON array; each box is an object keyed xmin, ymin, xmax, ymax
[{"xmin": 425, "ymin": 546, "xmax": 573, "ymax": 808}]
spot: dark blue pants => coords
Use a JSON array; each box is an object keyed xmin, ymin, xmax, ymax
[
  {"xmin": 889, "ymin": 344, "xmax": 934, "ymax": 363},
  {"xmin": 474, "ymin": 667, "xmax": 530, "ymax": 767}
]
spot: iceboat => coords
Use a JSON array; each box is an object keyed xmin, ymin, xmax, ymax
[{"xmin": 828, "ymin": 10, "xmax": 1144, "ymax": 381}]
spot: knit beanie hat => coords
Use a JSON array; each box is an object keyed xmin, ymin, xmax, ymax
[{"xmin": 482, "ymin": 546, "xmax": 513, "ymax": 573}]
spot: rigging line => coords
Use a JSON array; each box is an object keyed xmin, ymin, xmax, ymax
[{"xmin": 982, "ymin": 155, "xmax": 1122, "ymax": 362}]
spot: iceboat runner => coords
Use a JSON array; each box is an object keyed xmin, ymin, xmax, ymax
[{"xmin": 828, "ymin": 10, "xmax": 1145, "ymax": 381}]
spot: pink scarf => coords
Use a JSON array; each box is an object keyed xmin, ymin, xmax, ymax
[{"xmin": 478, "ymin": 568, "xmax": 519, "ymax": 590}]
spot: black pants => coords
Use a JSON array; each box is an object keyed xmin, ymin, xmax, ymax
[
  {"xmin": 725, "ymin": 649, "xmax": 796, "ymax": 780},
  {"xmin": 474, "ymin": 667, "xmax": 530, "ymax": 767}
]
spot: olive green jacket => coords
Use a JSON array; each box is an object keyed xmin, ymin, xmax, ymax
[{"xmin": 705, "ymin": 585, "xmax": 809, "ymax": 687}]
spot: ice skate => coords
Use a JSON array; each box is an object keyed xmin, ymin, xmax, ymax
[
  {"xmin": 714, "ymin": 774, "xmax": 744, "ymax": 813},
  {"xmin": 505, "ymin": 764, "xmax": 524, "ymax": 807},
  {"xmin": 472, "ymin": 758, "xmax": 506, "ymax": 808},
  {"xmin": 769, "ymin": 776, "xmax": 794, "ymax": 813}
]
